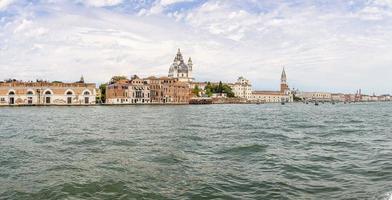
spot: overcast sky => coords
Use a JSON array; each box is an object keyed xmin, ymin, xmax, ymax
[{"xmin": 0, "ymin": 0, "xmax": 391, "ymax": 94}]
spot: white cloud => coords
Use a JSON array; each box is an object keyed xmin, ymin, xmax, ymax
[
  {"xmin": 79, "ymin": 0, "xmax": 123, "ymax": 7},
  {"xmin": 373, "ymin": 0, "xmax": 392, "ymax": 7},
  {"xmin": 0, "ymin": 0, "xmax": 392, "ymax": 94},
  {"xmin": 0, "ymin": 0, "xmax": 15, "ymax": 10}
]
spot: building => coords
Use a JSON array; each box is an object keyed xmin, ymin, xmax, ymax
[
  {"xmin": 297, "ymin": 92, "xmax": 332, "ymax": 102},
  {"xmin": 0, "ymin": 79, "xmax": 96, "ymax": 106},
  {"xmin": 128, "ymin": 75, "xmax": 150, "ymax": 104},
  {"xmin": 361, "ymin": 95, "xmax": 371, "ymax": 102},
  {"xmin": 106, "ymin": 76, "xmax": 190, "ymax": 104},
  {"xmin": 230, "ymin": 77, "xmax": 252, "ymax": 99},
  {"xmin": 106, "ymin": 79, "xmax": 129, "ymax": 104},
  {"xmin": 331, "ymin": 93, "xmax": 345, "ymax": 102},
  {"xmin": 168, "ymin": 49, "xmax": 194, "ymax": 82},
  {"xmin": 280, "ymin": 68, "xmax": 290, "ymax": 94},
  {"xmin": 251, "ymin": 91, "xmax": 292, "ymax": 103},
  {"xmin": 250, "ymin": 68, "xmax": 293, "ymax": 103},
  {"xmin": 146, "ymin": 76, "xmax": 190, "ymax": 104},
  {"xmin": 369, "ymin": 93, "xmax": 378, "ymax": 102}
]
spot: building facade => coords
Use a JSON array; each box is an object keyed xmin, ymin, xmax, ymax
[
  {"xmin": 168, "ymin": 49, "xmax": 194, "ymax": 82},
  {"xmin": 0, "ymin": 81, "xmax": 96, "ymax": 106},
  {"xmin": 250, "ymin": 68, "xmax": 293, "ymax": 103},
  {"xmin": 230, "ymin": 77, "xmax": 253, "ymax": 99},
  {"xmin": 106, "ymin": 76, "xmax": 190, "ymax": 104},
  {"xmin": 297, "ymin": 92, "xmax": 332, "ymax": 102},
  {"xmin": 251, "ymin": 91, "xmax": 292, "ymax": 103},
  {"xmin": 331, "ymin": 93, "xmax": 346, "ymax": 102}
]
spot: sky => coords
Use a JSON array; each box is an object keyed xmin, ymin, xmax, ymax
[{"xmin": 0, "ymin": 0, "xmax": 391, "ymax": 94}]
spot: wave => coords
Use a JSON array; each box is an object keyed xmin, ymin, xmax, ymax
[{"xmin": 217, "ymin": 144, "xmax": 268, "ymax": 155}]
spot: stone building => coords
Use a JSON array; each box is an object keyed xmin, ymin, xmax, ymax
[
  {"xmin": 145, "ymin": 76, "xmax": 190, "ymax": 104},
  {"xmin": 251, "ymin": 91, "xmax": 292, "ymax": 103},
  {"xmin": 0, "ymin": 80, "xmax": 96, "ymax": 106},
  {"xmin": 106, "ymin": 79, "xmax": 131, "ymax": 104},
  {"xmin": 230, "ymin": 77, "xmax": 253, "ymax": 99},
  {"xmin": 297, "ymin": 92, "xmax": 332, "ymax": 102},
  {"xmin": 106, "ymin": 76, "xmax": 151, "ymax": 104},
  {"xmin": 250, "ymin": 68, "xmax": 293, "ymax": 103},
  {"xmin": 106, "ymin": 76, "xmax": 190, "ymax": 104},
  {"xmin": 128, "ymin": 75, "xmax": 150, "ymax": 104},
  {"xmin": 168, "ymin": 49, "xmax": 194, "ymax": 82},
  {"xmin": 331, "ymin": 93, "xmax": 346, "ymax": 102}
]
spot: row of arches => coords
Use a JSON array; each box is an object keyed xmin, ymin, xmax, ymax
[
  {"xmin": 7, "ymin": 89, "xmax": 92, "ymax": 96},
  {"xmin": 6, "ymin": 89, "xmax": 93, "ymax": 105}
]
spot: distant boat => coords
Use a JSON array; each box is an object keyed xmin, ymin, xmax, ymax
[
  {"xmin": 281, "ymin": 101, "xmax": 285, "ymax": 105},
  {"xmin": 315, "ymin": 101, "xmax": 319, "ymax": 106}
]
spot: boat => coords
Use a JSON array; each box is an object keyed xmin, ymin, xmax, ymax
[{"xmin": 315, "ymin": 101, "xmax": 319, "ymax": 106}]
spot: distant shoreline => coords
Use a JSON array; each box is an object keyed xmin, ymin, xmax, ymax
[{"xmin": 0, "ymin": 101, "xmax": 390, "ymax": 107}]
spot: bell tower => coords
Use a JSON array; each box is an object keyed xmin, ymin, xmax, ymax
[{"xmin": 280, "ymin": 67, "xmax": 289, "ymax": 93}]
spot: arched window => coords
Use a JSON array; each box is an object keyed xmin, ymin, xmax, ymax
[
  {"xmin": 45, "ymin": 91, "xmax": 52, "ymax": 95},
  {"xmin": 27, "ymin": 91, "xmax": 34, "ymax": 95},
  {"xmin": 8, "ymin": 91, "xmax": 15, "ymax": 95},
  {"xmin": 83, "ymin": 91, "xmax": 90, "ymax": 95},
  {"xmin": 66, "ymin": 91, "xmax": 73, "ymax": 95}
]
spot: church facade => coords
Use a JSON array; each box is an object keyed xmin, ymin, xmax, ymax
[{"xmin": 168, "ymin": 49, "xmax": 194, "ymax": 82}]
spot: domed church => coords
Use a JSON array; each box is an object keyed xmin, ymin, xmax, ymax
[{"xmin": 168, "ymin": 49, "xmax": 194, "ymax": 82}]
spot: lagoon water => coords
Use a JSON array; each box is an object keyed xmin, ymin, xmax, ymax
[{"xmin": 0, "ymin": 103, "xmax": 392, "ymax": 199}]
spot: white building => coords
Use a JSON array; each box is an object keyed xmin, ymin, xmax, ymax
[
  {"xmin": 230, "ymin": 77, "xmax": 253, "ymax": 99},
  {"xmin": 251, "ymin": 91, "xmax": 292, "ymax": 103},
  {"xmin": 250, "ymin": 68, "xmax": 293, "ymax": 103},
  {"xmin": 331, "ymin": 93, "xmax": 345, "ymax": 102},
  {"xmin": 297, "ymin": 92, "xmax": 332, "ymax": 102}
]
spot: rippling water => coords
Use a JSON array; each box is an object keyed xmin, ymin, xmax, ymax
[{"xmin": 0, "ymin": 103, "xmax": 392, "ymax": 199}]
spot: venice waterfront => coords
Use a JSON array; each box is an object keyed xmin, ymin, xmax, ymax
[{"xmin": 0, "ymin": 103, "xmax": 391, "ymax": 199}]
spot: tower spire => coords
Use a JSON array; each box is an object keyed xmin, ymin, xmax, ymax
[
  {"xmin": 188, "ymin": 57, "xmax": 193, "ymax": 70},
  {"xmin": 280, "ymin": 67, "xmax": 289, "ymax": 93},
  {"xmin": 79, "ymin": 75, "xmax": 85, "ymax": 83},
  {"xmin": 281, "ymin": 67, "xmax": 287, "ymax": 83},
  {"xmin": 174, "ymin": 48, "xmax": 183, "ymax": 62}
]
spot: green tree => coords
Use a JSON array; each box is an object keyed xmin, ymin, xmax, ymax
[
  {"xmin": 204, "ymin": 81, "xmax": 234, "ymax": 97},
  {"xmin": 222, "ymin": 84, "xmax": 235, "ymax": 97},
  {"xmin": 192, "ymin": 85, "xmax": 201, "ymax": 97},
  {"xmin": 110, "ymin": 76, "xmax": 127, "ymax": 84},
  {"xmin": 217, "ymin": 81, "xmax": 223, "ymax": 93},
  {"xmin": 205, "ymin": 82, "xmax": 213, "ymax": 97},
  {"xmin": 99, "ymin": 83, "xmax": 108, "ymax": 103}
]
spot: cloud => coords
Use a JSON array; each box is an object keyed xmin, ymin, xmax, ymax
[
  {"xmin": 0, "ymin": 0, "xmax": 15, "ymax": 10},
  {"xmin": 0, "ymin": 0, "xmax": 392, "ymax": 94},
  {"xmin": 138, "ymin": 0, "xmax": 196, "ymax": 15},
  {"xmin": 78, "ymin": 0, "xmax": 124, "ymax": 7}
]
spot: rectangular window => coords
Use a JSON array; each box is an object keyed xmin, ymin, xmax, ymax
[{"xmin": 85, "ymin": 97, "xmax": 89, "ymax": 104}]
